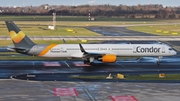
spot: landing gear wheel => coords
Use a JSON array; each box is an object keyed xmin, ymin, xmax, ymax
[
  {"xmin": 90, "ymin": 62, "xmax": 94, "ymax": 66},
  {"xmin": 84, "ymin": 60, "xmax": 87, "ymax": 64},
  {"xmin": 84, "ymin": 57, "xmax": 94, "ymax": 65},
  {"xmin": 84, "ymin": 59, "xmax": 90, "ymax": 64},
  {"xmin": 157, "ymin": 61, "xmax": 160, "ymax": 65}
]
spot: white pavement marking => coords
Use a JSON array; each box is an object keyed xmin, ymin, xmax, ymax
[
  {"xmin": 115, "ymin": 62, "xmax": 125, "ymax": 67},
  {"xmin": 3, "ymin": 95, "xmax": 29, "ymax": 97},
  {"xmin": 10, "ymin": 75, "xmax": 40, "ymax": 82},
  {"xmin": 83, "ymin": 87, "xmax": 96, "ymax": 101},
  {"xmin": 64, "ymin": 61, "xmax": 71, "ymax": 68},
  {"xmin": 0, "ymin": 79, "xmax": 12, "ymax": 81}
]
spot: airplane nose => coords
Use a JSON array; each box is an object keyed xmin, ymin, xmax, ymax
[{"xmin": 173, "ymin": 50, "xmax": 177, "ymax": 55}]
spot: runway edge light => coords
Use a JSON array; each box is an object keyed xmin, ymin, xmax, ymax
[
  {"xmin": 159, "ymin": 73, "xmax": 165, "ymax": 78},
  {"xmin": 81, "ymin": 40, "xmax": 87, "ymax": 42},
  {"xmin": 117, "ymin": 73, "xmax": 125, "ymax": 79},
  {"xmin": 106, "ymin": 73, "xmax": 113, "ymax": 79},
  {"xmin": 172, "ymin": 32, "xmax": 178, "ymax": 35},
  {"xmin": 156, "ymin": 30, "xmax": 162, "ymax": 32},
  {"xmin": 163, "ymin": 31, "xmax": 169, "ymax": 34}
]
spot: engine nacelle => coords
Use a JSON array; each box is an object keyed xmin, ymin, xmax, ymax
[{"xmin": 101, "ymin": 54, "xmax": 117, "ymax": 63}]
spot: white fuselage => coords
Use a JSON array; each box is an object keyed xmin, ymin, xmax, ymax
[{"xmin": 39, "ymin": 44, "xmax": 176, "ymax": 58}]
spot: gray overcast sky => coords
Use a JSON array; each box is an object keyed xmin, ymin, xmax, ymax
[{"xmin": 0, "ymin": 0, "xmax": 180, "ymax": 7}]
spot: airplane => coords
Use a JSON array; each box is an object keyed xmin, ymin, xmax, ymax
[{"xmin": 5, "ymin": 21, "xmax": 177, "ymax": 65}]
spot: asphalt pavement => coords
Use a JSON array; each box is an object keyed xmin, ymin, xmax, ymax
[{"xmin": 0, "ymin": 58, "xmax": 180, "ymax": 101}]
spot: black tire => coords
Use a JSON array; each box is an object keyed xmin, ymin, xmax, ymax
[
  {"xmin": 90, "ymin": 62, "xmax": 94, "ymax": 66},
  {"xmin": 157, "ymin": 62, "xmax": 160, "ymax": 65},
  {"xmin": 84, "ymin": 60, "xmax": 87, "ymax": 64}
]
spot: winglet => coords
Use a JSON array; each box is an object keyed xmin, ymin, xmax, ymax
[{"xmin": 79, "ymin": 44, "xmax": 88, "ymax": 54}]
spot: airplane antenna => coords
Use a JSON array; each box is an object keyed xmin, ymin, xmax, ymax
[
  {"xmin": 62, "ymin": 39, "xmax": 67, "ymax": 44},
  {"xmin": 52, "ymin": 11, "xmax": 56, "ymax": 30}
]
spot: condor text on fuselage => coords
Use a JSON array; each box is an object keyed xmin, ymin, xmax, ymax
[{"xmin": 136, "ymin": 46, "xmax": 161, "ymax": 53}]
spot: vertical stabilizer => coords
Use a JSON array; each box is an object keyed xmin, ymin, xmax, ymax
[{"xmin": 5, "ymin": 21, "xmax": 36, "ymax": 48}]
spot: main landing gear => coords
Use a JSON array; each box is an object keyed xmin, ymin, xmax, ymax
[{"xmin": 84, "ymin": 57, "xmax": 94, "ymax": 65}]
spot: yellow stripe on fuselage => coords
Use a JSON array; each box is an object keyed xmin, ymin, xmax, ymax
[
  {"xmin": 10, "ymin": 31, "xmax": 25, "ymax": 43},
  {"xmin": 38, "ymin": 44, "xmax": 58, "ymax": 56}
]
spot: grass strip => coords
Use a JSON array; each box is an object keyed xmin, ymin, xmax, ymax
[{"xmin": 70, "ymin": 74, "xmax": 180, "ymax": 80}]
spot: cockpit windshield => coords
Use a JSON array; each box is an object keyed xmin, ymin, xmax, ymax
[{"xmin": 169, "ymin": 48, "xmax": 173, "ymax": 51}]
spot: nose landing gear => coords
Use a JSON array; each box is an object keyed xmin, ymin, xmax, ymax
[{"xmin": 157, "ymin": 56, "xmax": 162, "ymax": 65}]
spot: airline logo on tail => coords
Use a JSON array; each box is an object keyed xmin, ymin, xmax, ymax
[{"xmin": 10, "ymin": 31, "xmax": 25, "ymax": 43}]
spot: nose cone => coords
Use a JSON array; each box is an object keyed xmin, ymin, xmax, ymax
[{"xmin": 172, "ymin": 50, "xmax": 177, "ymax": 55}]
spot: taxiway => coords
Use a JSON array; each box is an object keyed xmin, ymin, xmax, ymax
[{"xmin": 0, "ymin": 57, "xmax": 180, "ymax": 101}]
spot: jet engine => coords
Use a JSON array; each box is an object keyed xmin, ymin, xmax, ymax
[{"xmin": 98, "ymin": 54, "xmax": 117, "ymax": 63}]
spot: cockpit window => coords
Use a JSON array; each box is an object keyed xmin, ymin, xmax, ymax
[{"xmin": 169, "ymin": 48, "xmax": 173, "ymax": 51}]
